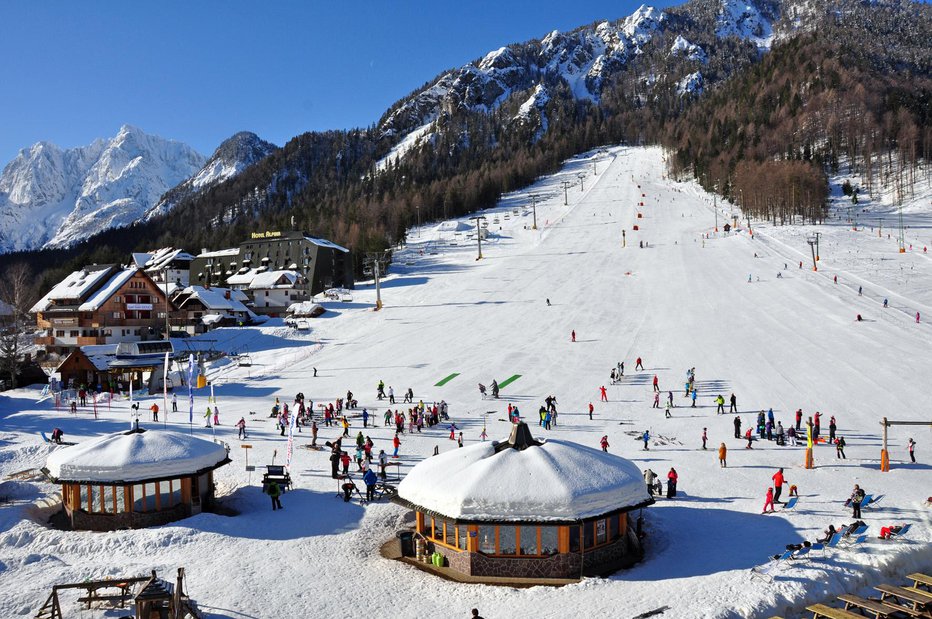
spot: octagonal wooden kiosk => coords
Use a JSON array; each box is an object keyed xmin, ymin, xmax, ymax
[
  {"xmin": 393, "ymin": 423, "xmax": 653, "ymax": 581},
  {"xmin": 43, "ymin": 426, "xmax": 230, "ymax": 531}
]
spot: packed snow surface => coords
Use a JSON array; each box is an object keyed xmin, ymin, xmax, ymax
[
  {"xmin": 1, "ymin": 146, "xmax": 930, "ymax": 619},
  {"xmin": 397, "ymin": 439, "xmax": 651, "ymax": 521},
  {"xmin": 45, "ymin": 429, "xmax": 228, "ymax": 483}
]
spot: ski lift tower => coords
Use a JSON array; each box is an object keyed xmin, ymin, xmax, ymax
[
  {"xmin": 897, "ymin": 204, "xmax": 906, "ymax": 253},
  {"xmin": 806, "ymin": 236, "xmax": 818, "ymax": 271},
  {"xmin": 577, "ymin": 173, "xmax": 586, "ymax": 193},
  {"xmin": 364, "ymin": 251, "xmax": 391, "ymax": 310},
  {"xmin": 529, "ymin": 194, "xmax": 538, "ymax": 230},
  {"xmin": 469, "ymin": 216, "xmax": 487, "ymax": 260}
]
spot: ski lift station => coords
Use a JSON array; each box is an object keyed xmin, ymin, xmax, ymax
[
  {"xmin": 42, "ymin": 427, "xmax": 230, "ymax": 531},
  {"xmin": 392, "ymin": 423, "xmax": 653, "ymax": 582}
]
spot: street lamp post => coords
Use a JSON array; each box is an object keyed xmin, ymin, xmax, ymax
[
  {"xmin": 469, "ymin": 216, "xmax": 487, "ymax": 260},
  {"xmin": 163, "ymin": 266, "xmax": 170, "ymax": 339},
  {"xmin": 530, "ymin": 194, "xmax": 538, "ymax": 230}
]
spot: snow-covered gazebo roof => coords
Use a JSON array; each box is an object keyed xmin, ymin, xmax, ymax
[
  {"xmin": 396, "ymin": 424, "xmax": 652, "ymax": 523},
  {"xmin": 44, "ymin": 427, "xmax": 230, "ymax": 484}
]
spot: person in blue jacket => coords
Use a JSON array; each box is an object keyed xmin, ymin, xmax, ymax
[
  {"xmin": 363, "ymin": 467, "xmax": 379, "ymax": 502},
  {"xmin": 642, "ymin": 429, "xmax": 650, "ymax": 450}
]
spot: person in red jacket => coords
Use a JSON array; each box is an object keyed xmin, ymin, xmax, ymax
[
  {"xmin": 588, "ymin": 402, "xmax": 594, "ymax": 420},
  {"xmin": 635, "ymin": 357, "xmax": 644, "ymax": 371},
  {"xmin": 745, "ymin": 427, "xmax": 753, "ymax": 449},
  {"xmin": 599, "ymin": 385, "xmax": 608, "ymax": 402},
  {"xmin": 795, "ymin": 408, "xmax": 803, "ymax": 431},
  {"xmin": 762, "ymin": 487, "xmax": 775, "ymax": 513},
  {"xmin": 392, "ymin": 433, "xmax": 401, "ymax": 458},
  {"xmin": 772, "ymin": 468, "xmax": 785, "ymax": 503},
  {"xmin": 666, "ymin": 468, "xmax": 678, "ymax": 498},
  {"xmin": 652, "ymin": 375, "xmax": 659, "ymax": 392},
  {"xmin": 600, "ymin": 435, "xmax": 609, "ymax": 452}
]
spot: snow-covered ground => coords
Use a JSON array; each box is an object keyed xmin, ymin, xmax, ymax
[{"xmin": 1, "ymin": 146, "xmax": 930, "ymax": 618}]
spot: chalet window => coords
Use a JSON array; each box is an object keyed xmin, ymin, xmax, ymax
[
  {"xmin": 569, "ymin": 525, "xmax": 580, "ymax": 552},
  {"xmin": 69, "ymin": 330, "xmax": 79, "ymax": 337},
  {"xmin": 596, "ymin": 518, "xmax": 607, "ymax": 545},
  {"xmin": 478, "ymin": 526, "xmax": 496, "ymax": 554},
  {"xmin": 540, "ymin": 526, "xmax": 559, "ymax": 555},
  {"xmin": 113, "ymin": 312, "xmax": 122, "ymax": 319},
  {"xmin": 498, "ymin": 526, "xmax": 517, "ymax": 555},
  {"xmin": 115, "ymin": 296, "xmax": 121, "ymax": 303},
  {"xmin": 56, "ymin": 330, "xmax": 64, "ymax": 337},
  {"xmin": 519, "ymin": 525, "xmax": 538, "ymax": 555}
]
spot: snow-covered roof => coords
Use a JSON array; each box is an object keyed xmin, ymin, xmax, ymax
[
  {"xmin": 397, "ymin": 425, "xmax": 652, "ymax": 522},
  {"xmin": 32, "ymin": 266, "xmax": 115, "ymax": 311},
  {"xmin": 78, "ymin": 267, "xmax": 138, "ymax": 311},
  {"xmin": 197, "ymin": 247, "xmax": 240, "ymax": 258},
  {"xmin": 226, "ymin": 268, "xmax": 259, "ymax": 286},
  {"xmin": 286, "ymin": 301, "xmax": 324, "ymax": 317},
  {"xmin": 305, "ymin": 237, "xmax": 349, "ymax": 253},
  {"xmin": 45, "ymin": 428, "xmax": 229, "ymax": 483},
  {"xmin": 178, "ymin": 286, "xmax": 251, "ymax": 313},
  {"xmin": 248, "ymin": 270, "xmax": 301, "ymax": 290},
  {"xmin": 141, "ymin": 247, "xmax": 195, "ymax": 271}
]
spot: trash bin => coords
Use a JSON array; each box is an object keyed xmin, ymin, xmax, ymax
[{"xmin": 397, "ymin": 530, "xmax": 415, "ymax": 557}]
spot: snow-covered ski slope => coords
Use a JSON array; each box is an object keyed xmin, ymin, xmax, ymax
[{"xmin": 2, "ymin": 146, "xmax": 930, "ymax": 619}]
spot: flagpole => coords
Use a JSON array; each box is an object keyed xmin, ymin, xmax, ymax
[
  {"xmin": 163, "ymin": 352, "xmax": 169, "ymax": 429},
  {"xmin": 187, "ymin": 354, "xmax": 195, "ymax": 434}
]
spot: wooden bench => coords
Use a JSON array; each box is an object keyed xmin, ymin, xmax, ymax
[
  {"xmin": 875, "ymin": 584, "xmax": 932, "ymax": 614},
  {"xmin": 806, "ymin": 603, "xmax": 864, "ymax": 619},
  {"xmin": 75, "ymin": 581, "xmax": 134, "ymax": 609},
  {"xmin": 908, "ymin": 573, "xmax": 932, "ymax": 592},
  {"xmin": 837, "ymin": 594, "xmax": 901, "ymax": 619}
]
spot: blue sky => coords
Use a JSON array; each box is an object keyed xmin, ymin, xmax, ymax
[{"xmin": 0, "ymin": 1, "xmax": 675, "ymax": 163}]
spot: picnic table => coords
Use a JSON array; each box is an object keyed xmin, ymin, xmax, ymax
[
  {"xmin": 908, "ymin": 573, "xmax": 932, "ymax": 592},
  {"xmin": 805, "ymin": 603, "xmax": 863, "ymax": 619},
  {"xmin": 874, "ymin": 584, "xmax": 932, "ymax": 615},
  {"xmin": 76, "ymin": 580, "xmax": 135, "ymax": 609},
  {"xmin": 837, "ymin": 594, "xmax": 902, "ymax": 619}
]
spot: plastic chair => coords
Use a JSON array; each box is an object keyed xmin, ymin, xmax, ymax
[{"xmin": 783, "ymin": 496, "xmax": 799, "ymax": 511}]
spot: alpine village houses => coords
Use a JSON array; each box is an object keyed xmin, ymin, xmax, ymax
[{"xmin": 32, "ymin": 265, "xmax": 172, "ymax": 356}]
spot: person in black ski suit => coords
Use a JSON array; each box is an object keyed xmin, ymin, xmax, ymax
[{"xmin": 734, "ymin": 416, "xmax": 741, "ymax": 439}]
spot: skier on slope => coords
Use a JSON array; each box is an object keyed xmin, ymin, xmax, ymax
[
  {"xmin": 734, "ymin": 416, "xmax": 741, "ymax": 439},
  {"xmin": 600, "ymin": 435, "xmax": 610, "ymax": 452},
  {"xmin": 600, "ymin": 385, "xmax": 608, "ymax": 402},
  {"xmin": 652, "ymin": 375, "xmax": 659, "ymax": 392},
  {"xmin": 642, "ymin": 430, "xmax": 650, "ymax": 450}
]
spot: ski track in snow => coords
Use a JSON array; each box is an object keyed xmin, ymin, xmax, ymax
[{"xmin": 1, "ymin": 146, "xmax": 931, "ymax": 619}]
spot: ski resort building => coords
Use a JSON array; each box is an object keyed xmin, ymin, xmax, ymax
[
  {"xmin": 189, "ymin": 230, "xmax": 353, "ymax": 301},
  {"xmin": 43, "ymin": 426, "xmax": 230, "ymax": 531},
  {"xmin": 393, "ymin": 423, "xmax": 653, "ymax": 581},
  {"xmin": 32, "ymin": 265, "xmax": 173, "ymax": 356}
]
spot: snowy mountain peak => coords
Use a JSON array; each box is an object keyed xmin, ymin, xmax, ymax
[
  {"xmin": 146, "ymin": 131, "xmax": 277, "ymax": 219},
  {"xmin": 716, "ymin": 0, "xmax": 777, "ymax": 50},
  {"xmin": 623, "ymin": 4, "xmax": 665, "ymax": 42},
  {"xmin": 0, "ymin": 127, "xmax": 205, "ymax": 252}
]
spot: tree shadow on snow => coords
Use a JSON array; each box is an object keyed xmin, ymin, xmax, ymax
[{"xmin": 619, "ymin": 505, "xmax": 799, "ymax": 580}]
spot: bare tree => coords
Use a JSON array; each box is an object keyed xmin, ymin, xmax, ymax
[{"xmin": 0, "ymin": 262, "xmax": 38, "ymax": 390}]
